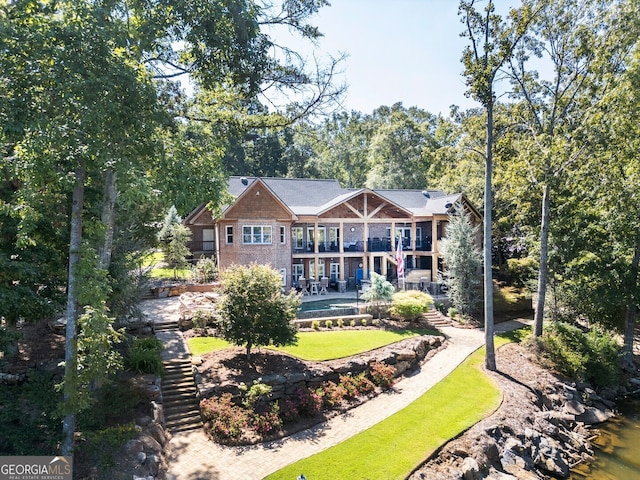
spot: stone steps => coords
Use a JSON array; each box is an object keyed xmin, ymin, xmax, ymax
[
  {"xmin": 161, "ymin": 358, "xmax": 202, "ymax": 432},
  {"xmin": 423, "ymin": 309, "xmax": 451, "ymax": 328}
]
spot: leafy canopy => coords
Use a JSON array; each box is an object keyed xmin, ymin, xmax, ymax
[{"xmin": 219, "ymin": 264, "xmax": 300, "ymax": 361}]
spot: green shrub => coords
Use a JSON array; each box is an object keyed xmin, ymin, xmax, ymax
[
  {"xmin": 530, "ymin": 322, "xmax": 622, "ymax": 387},
  {"xmin": 447, "ymin": 307, "xmax": 458, "ymax": 319},
  {"xmin": 239, "ymin": 381, "xmax": 272, "ymax": 410},
  {"xmin": 0, "ymin": 372, "xmax": 61, "ymax": 455},
  {"xmin": 493, "ymin": 285, "xmax": 531, "ymax": 314},
  {"xmin": 506, "ymin": 257, "xmax": 538, "ymax": 288},
  {"xmin": 191, "ymin": 256, "xmax": 218, "ymax": 283},
  {"xmin": 350, "ymin": 319, "xmax": 356, "ymax": 327},
  {"xmin": 372, "ymin": 319, "xmax": 380, "ymax": 327},
  {"xmin": 361, "ymin": 318, "xmax": 368, "ymax": 327},
  {"xmin": 81, "ymin": 423, "xmax": 138, "ymax": 471},
  {"xmin": 0, "ymin": 327, "xmax": 21, "ymax": 357},
  {"xmin": 389, "ymin": 290, "xmax": 433, "ymax": 321},
  {"xmin": 337, "ymin": 319, "xmax": 344, "ymax": 328},
  {"xmin": 311, "ymin": 320, "xmax": 320, "ymax": 330},
  {"xmin": 125, "ymin": 337, "xmax": 163, "ymax": 376},
  {"xmin": 325, "ymin": 320, "xmax": 333, "ymax": 329}
]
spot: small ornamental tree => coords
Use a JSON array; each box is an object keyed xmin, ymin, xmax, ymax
[
  {"xmin": 219, "ymin": 264, "xmax": 300, "ymax": 361},
  {"xmin": 362, "ymin": 272, "xmax": 394, "ymax": 319},
  {"xmin": 441, "ymin": 203, "xmax": 482, "ymax": 318},
  {"xmin": 157, "ymin": 206, "xmax": 192, "ymax": 279}
]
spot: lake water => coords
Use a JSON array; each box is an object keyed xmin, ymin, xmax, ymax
[{"xmin": 569, "ymin": 398, "xmax": 640, "ymax": 479}]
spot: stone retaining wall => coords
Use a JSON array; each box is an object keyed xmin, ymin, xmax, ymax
[{"xmin": 195, "ymin": 334, "xmax": 445, "ymax": 402}]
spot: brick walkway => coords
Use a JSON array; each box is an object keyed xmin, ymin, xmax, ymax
[{"xmin": 143, "ymin": 297, "xmax": 531, "ymax": 480}]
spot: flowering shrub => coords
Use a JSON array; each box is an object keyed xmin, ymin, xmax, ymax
[
  {"xmin": 369, "ymin": 362, "xmax": 395, "ymax": 390},
  {"xmin": 321, "ymin": 381, "xmax": 348, "ymax": 409},
  {"xmin": 354, "ymin": 372, "xmax": 376, "ymax": 395},
  {"xmin": 325, "ymin": 319, "xmax": 333, "ymax": 328},
  {"xmin": 200, "ymin": 394, "xmax": 248, "ymax": 441},
  {"xmin": 339, "ymin": 374, "xmax": 360, "ymax": 398},
  {"xmin": 251, "ymin": 402, "xmax": 282, "ymax": 435},
  {"xmin": 311, "ymin": 320, "xmax": 320, "ymax": 330}
]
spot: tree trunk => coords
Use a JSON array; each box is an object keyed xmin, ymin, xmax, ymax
[
  {"xmin": 245, "ymin": 339, "xmax": 252, "ymax": 363},
  {"xmin": 534, "ymin": 183, "xmax": 550, "ymax": 337},
  {"xmin": 98, "ymin": 168, "xmax": 117, "ymax": 270},
  {"xmin": 484, "ymin": 102, "xmax": 496, "ymax": 371},
  {"xmin": 61, "ymin": 165, "xmax": 86, "ymax": 456},
  {"xmin": 622, "ymin": 236, "xmax": 640, "ymax": 370}
]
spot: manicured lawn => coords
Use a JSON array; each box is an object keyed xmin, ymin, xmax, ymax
[
  {"xmin": 148, "ymin": 266, "xmax": 191, "ymax": 280},
  {"xmin": 142, "ymin": 250, "xmax": 191, "ymax": 280},
  {"xmin": 275, "ymin": 329, "xmax": 439, "ymax": 361},
  {"xmin": 186, "ymin": 328, "xmax": 440, "ymax": 360},
  {"xmin": 264, "ymin": 333, "xmax": 520, "ymax": 480}
]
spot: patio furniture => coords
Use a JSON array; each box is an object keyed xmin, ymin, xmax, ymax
[
  {"xmin": 310, "ymin": 281, "xmax": 320, "ymax": 295},
  {"xmin": 319, "ymin": 277, "xmax": 329, "ymax": 295},
  {"xmin": 299, "ymin": 277, "xmax": 309, "ymax": 295}
]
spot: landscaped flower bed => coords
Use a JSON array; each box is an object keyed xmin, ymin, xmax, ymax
[{"xmin": 200, "ymin": 361, "xmax": 396, "ymax": 444}]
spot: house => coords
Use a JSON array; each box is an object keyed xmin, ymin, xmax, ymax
[{"xmin": 183, "ymin": 176, "xmax": 481, "ymax": 290}]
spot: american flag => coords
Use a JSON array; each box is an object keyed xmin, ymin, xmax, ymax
[{"xmin": 396, "ymin": 237, "xmax": 404, "ymax": 279}]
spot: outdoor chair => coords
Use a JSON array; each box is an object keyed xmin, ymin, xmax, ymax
[
  {"xmin": 319, "ymin": 277, "xmax": 329, "ymax": 295},
  {"xmin": 298, "ymin": 277, "xmax": 309, "ymax": 295}
]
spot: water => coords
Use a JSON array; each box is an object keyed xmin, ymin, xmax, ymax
[
  {"xmin": 298, "ymin": 298, "xmax": 359, "ymax": 312},
  {"xmin": 570, "ymin": 398, "xmax": 640, "ymax": 480}
]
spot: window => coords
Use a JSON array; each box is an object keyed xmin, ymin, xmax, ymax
[
  {"xmin": 280, "ymin": 226, "xmax": 286, "ymax": 244},
  {"xmin": 387, "ymin": 226, "xmax": 418, "ymax": 248},
  {"xmin": 278, "ymin": 268, "xmax": 286, "ymax": 287},
  {"xmin": 293, "ymin": 264, "xmax": 304, "ymax": 285},
  {"xmin": 309, "ymin": 262, "xmax": 325, "ymax": 280},
  {"xmin": 329, "ymin": 227, "xmax": 340, "ymax": 251},
  {"xmin": 292, "ymin": 227, "xmax": 303, "ymax": 249},
  {"xmin": 203, "ymin": 229, "xmax": 214, "ymax": 251},
  {"xmin": 225, "ymin": 226, "xmax": 233, "ymax": 244},
  {"xmin": 242, "ymin": 225, "xmax": 272, "ymax": 244},
  {"xmin": 330, "ymin": 263, "xmax": 340, "ymax": 282},
  {"xmin": 307, "ymin": 226, "xmax": 326, "ymax": 251}
]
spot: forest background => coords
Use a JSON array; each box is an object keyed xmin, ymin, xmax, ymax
[{"xmin": 1, "ymin": 0, "xmax": 639, "ymax": 457}]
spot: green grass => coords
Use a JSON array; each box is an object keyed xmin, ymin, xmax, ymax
[
  {"xmin": 188, "ymin": 337, "xmax": 232, "ymax": 356},
  {"xmin": 142, "ymin": 250, "xmax": 191, "ymax": 280},
  {"xmin": 264, "ymin": 332, "xmax": 522, "ymax": 480},
  {"xmin": 186, "ymin": 328, "xmax": 440, "ymax": 360},
  {"xmin": 148, "ymin": 267, "xmax": 191, "ymax": 280},
  {"xmin": 274, "ymin": 329, "xmax": 439, "ymax": 361}
]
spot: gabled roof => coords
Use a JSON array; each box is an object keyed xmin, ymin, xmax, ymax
[
  {"xmin": 209, "ymin": 176, "xmax": 478, "ymax": 219},
  {"xmin": 227, "ymin": 177, "xmax": 347, "ymax": 216}
]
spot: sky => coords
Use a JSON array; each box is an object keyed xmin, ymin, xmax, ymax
[{"xmin": 283, "ymin": 0, "xmax": 496, "ymax": 116}]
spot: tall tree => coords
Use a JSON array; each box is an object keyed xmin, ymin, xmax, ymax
[
  {"xmin": 459, "ymin": 0, "xmax": 534, "ymax": 370},
  {"xmin": 366, "ymin": 103, "xmax": 438, "ymax": 189},
  {"xmin": 441, "ymin": 203, "xmax": 483, "ymax": 318},
  {"xmin": 505, "ymin": 0, "xmax": 639, "ymax": 336}
]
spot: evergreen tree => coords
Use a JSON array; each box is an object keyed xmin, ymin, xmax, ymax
[
  {"xmin": 362, "ymin": 272, "xmax": 395, "ymax": 319},
  {"xmin": 441, "ymin": 203, "xmax": 482, "ymax": 318}
]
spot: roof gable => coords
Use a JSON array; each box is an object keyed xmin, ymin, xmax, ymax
[{"xmin": 222, "ymin": 178, "xmax": 295, "ymax": 220}]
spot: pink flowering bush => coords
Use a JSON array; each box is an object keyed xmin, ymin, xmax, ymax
[
  {"xmin": 320, "ymin": 381, "xmax": 348, "ymax": 409},
  {"xmin": 281, "ymin": 386, "xmax": 323, "ymax": 423},
  {"xmin": 251, "ymin": 402, "xmax": 283, "ymax": 435},
  {"xmin": 200, "ymin": 394, "xmax": 248, "ymax": 441},
  {"xmin": 369, "ymin": 361, "xmax": 396, "ymax": 390}
]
